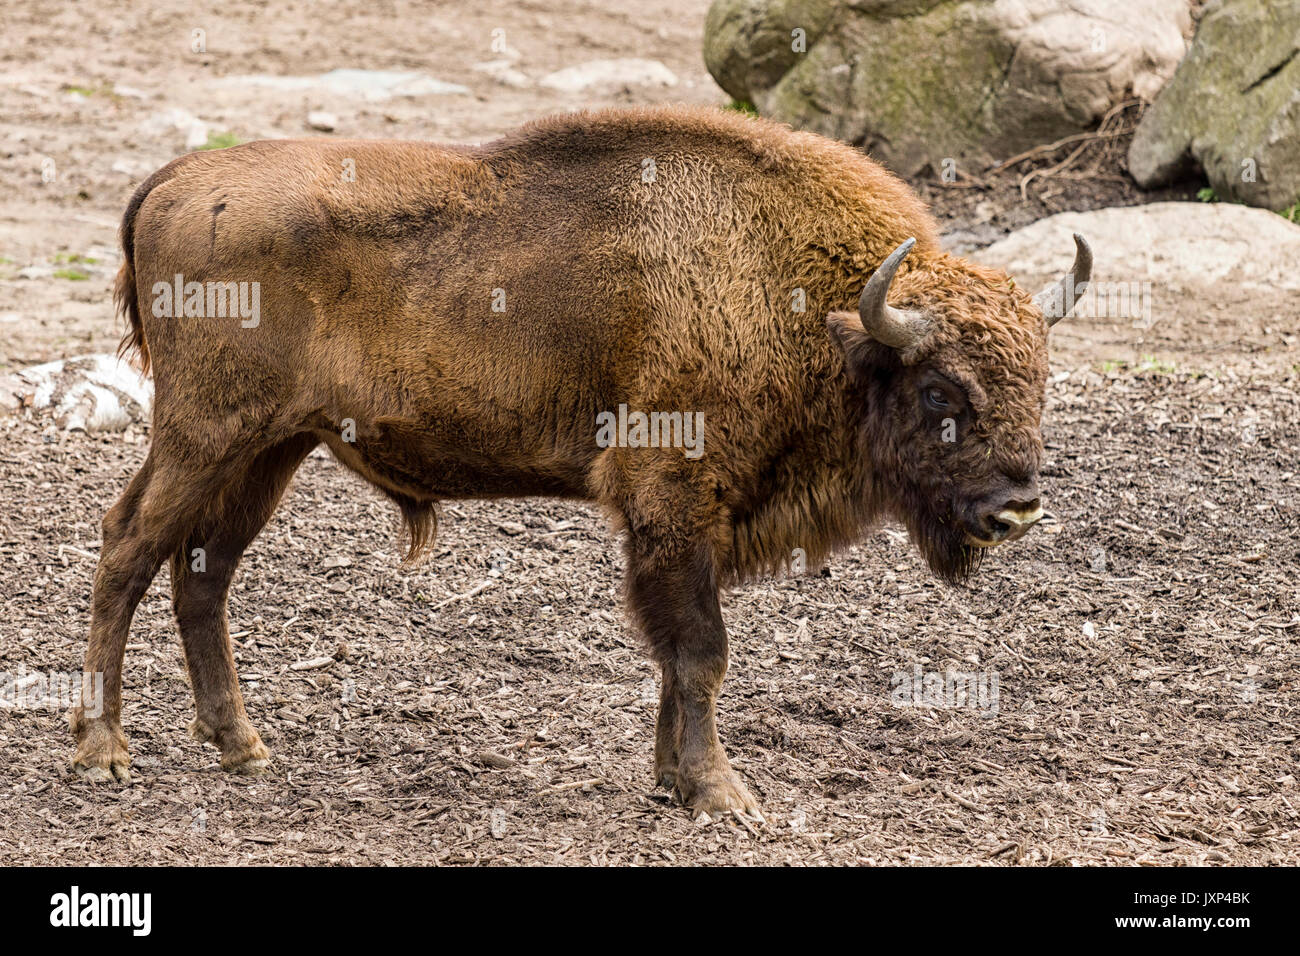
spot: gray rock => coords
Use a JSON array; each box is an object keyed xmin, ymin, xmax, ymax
[
  {"xmin": 704, "ymin": 0, "xmax": 1190, "ymax": 175},
  {"xmin": 1128, "ymin": 0, "xmax": 1300, "ymax": 210}
]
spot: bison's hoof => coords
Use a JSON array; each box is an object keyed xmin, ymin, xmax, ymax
[
  {"xmin": 191, "ymin": 718, "xmax": 272, "ymax": 774},
  {"xmin": 222, "ymin": 750, "xmax": 271, "ymax": 775},
  {"xmin": 679, "ymin": 767, "xmax": 763, "ymax": 822},
  {"xmin": 71, "ymin": 721, "xmax": 132, "ymax": 784},
  {"xmin": 73, "ymin": 760, "xmax": 133, "ymax": 784}
]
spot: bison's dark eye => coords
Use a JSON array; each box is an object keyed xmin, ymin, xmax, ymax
[{"xmin": 924, "ymin": 387, "xmax": 949, "ymax": 411}]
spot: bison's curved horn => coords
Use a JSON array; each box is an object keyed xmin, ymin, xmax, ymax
[
  {"xmin": 858, "ymin": 237, "xmax": 930, "ymax": 349},
  {"xmin": 1032, "ymin": 233, "xmax": 1093, "ymax": 326}
]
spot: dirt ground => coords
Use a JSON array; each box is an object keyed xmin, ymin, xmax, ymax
[{"xmin": 1, "ymin": 1, "xmax": 1297, "ymax": 865}]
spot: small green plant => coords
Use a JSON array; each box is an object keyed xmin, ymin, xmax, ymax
[
  {"xmin": 1137, "ymin": 354, "xmax": 1176, "ymax": 374},
  {"xmin": 724, "ymin": 99, "xmax": 759, "ymax": 118},
  {"xmin": 1098, "ymin": 356, "xmax": 1177, "ymax": 375},
  {"xmin": 53, "ymin": 268, "xmax": 90, "ymax": 281},
  {"xmin": 61, "ymin": 82, "xmax": 122, "ymax": 102},
  {"xmin": 1196, "ymin": 185, "xmax": 1300, "ymax": 224},
  {"xmin": 199, "ymin": 131, "xmax": 243, "ymax": 151},
  {"xmin": 53, "ymin": 252, "xmax": 97, "ymax": 265}
]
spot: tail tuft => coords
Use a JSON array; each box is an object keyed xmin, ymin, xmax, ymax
[
  {"xmin": 114, "ymin": 257, "xmax": 149, "ymax": 375},
  {"xmin": 393, "ymin": 493, "xmax": 439, "ymax": 566}
]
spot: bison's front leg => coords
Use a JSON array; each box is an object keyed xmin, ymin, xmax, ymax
[{"xmin": 627, "ymin": 537, "xmax": 761, "ymax": 820}]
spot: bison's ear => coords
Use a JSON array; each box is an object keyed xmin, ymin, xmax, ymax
[{"xmin": 827, "ymin": 310, "xmax": 877, "ymax": 376}]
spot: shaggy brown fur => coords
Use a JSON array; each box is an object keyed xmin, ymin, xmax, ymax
[{"xmin": 73, "ymin": 105, "xmax": 1059, "ymax": 817}]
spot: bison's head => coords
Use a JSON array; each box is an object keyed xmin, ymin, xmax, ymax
[{"xmin": 828, "ymin": 235, "xmax": 1091, "ymax": 584}]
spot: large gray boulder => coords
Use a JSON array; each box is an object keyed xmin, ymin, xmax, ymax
[
  {"xmin": 976, "ymin": 202, "xmax": 1300, "ymax": 294},
  {"xmin": 1128, "ymin": 0, "xmax": 1300, "ymax": 211},
  {"xmin": 704, "ymin": 0, "xmax": 1191, "ymax": 175},
  {"xmin": 974, "ymin": 202, "xmax": 1300, "ymax": 346}
]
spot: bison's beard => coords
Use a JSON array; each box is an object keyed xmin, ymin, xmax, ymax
[{"xmin": 905, "ymin": 506, "xmax": 982, "ymax": 586}]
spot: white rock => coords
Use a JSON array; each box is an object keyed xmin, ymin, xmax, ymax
[
  {"xmin": 498, "ymin": 70, "xmax": 531, "ymax": 89},
  {"xmin": 138, "ymin": 108, "xmax": 209, "ymax": 150},
  {"xmin": 473, "ymin": 60, "xmax": 532, "ymax": 89},
  {"xmin": 17, "ymin": 266, "xmax": 55, "ymax": 280},
  {"xmin": 222, "ymin": 69, "xmax": 468, "ymax": 102},
  {"xmin": 184, "ymin": 122, "xmax": 211, "ymax": 150},
  {"xmin": 538, "ymin": 59, "xmax": 677, "ymax": 93},
  {"xmin": 307, "ymin": 110, "xmax": 338, "ymax": 132},
  {"xmin": 138, "ymin": 107, "xmax": 197, "ymax": 135},
  {"xmin": 111, "ymin": 157, "xmax": 155, "ymax": 178},
  {"xmin": 0, "ymin": 354, "xmax": 152, "ymax": 431}
]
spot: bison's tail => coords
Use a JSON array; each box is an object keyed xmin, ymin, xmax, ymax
[
  {"xmin": 113, "ymin": 252, "xmax": 148, "ymax": 376},
  {"xmin": 114, "ymin": 165, "xmax": 178, "ymax": 377}
]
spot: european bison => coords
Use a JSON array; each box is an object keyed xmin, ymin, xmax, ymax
[{"xmin": 72, "ymin": 106, "xmax": 1089, "ymax": 818}]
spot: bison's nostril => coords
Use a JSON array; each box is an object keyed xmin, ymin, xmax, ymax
[
  {"xmin": 988, "ymin": 517, "xmax": 1011, "ymax": 538},
  {"xmin": 992, "ymin": 506, "xmax": 1043, "ymax": 542}
]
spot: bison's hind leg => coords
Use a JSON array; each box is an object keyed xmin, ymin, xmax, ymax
[
  {"xmin": 170, "ymin": 433, "xmax": 318, "ymax": 773},
  {"xmin": 72, "ymin": 449, "xmax": 210, "ymax": 781}
]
